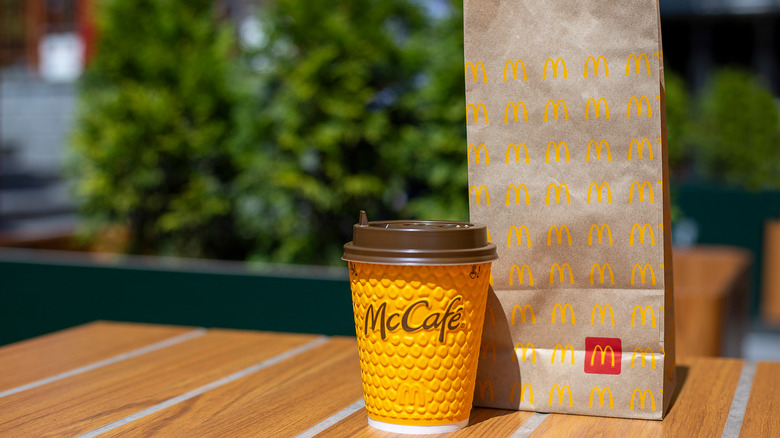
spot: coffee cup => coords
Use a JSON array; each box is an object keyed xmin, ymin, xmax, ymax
[{"xmin": 343, "ymin": 211, "xmax": 497, "ymax": 434}]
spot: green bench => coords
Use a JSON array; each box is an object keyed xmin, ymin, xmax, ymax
[{"xmin": 0, "ymin": 249, "xmax": 354, "ymax": 346}]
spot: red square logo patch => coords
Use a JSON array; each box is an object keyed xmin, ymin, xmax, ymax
[{"xmin": 585, "ymin": 337, "xmax": 622, "ymax": 375}]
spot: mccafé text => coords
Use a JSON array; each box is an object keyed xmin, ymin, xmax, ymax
[{"xmin": 364, "ymin": 297, "xmax": 464, "ymax": 343}]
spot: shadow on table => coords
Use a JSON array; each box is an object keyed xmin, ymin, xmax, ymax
[
  {"xmin": 467, "ymin": 365, "xmax": 691, "ymax": 428},
  {"xmin": 667, "ymin": 365, "xmax": 690, "ymax": 415},
  {"xmin": 468, "ymin": 407, "xmax": 519, "ymax": 425}
]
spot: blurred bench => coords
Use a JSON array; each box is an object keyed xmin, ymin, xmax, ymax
[
  {"xmin": 0, "ymin": 248, "xmax": 354, "ymax": 346},
  {"xmin": 674, "ymin": 245, "xmax": 752, "ymax": 357},
  {"xmin": 2, "ymin": 246, "xmax": 754, "ymax": 357}
]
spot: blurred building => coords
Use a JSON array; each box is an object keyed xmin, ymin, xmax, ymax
[
  {"xmin": 0, "ymin": 0, "xmax": 91, "ymax": 241},
  {"xmin": 0, "ymin": 0, "xmax": 94, "ymax": 74},
  {"xmin": 660, "ymin": 0, "xmax": 780, "ymax": 93},
  {"xmin": 0, "ymin": 0, "xmax": 257, "ymax": 241}
]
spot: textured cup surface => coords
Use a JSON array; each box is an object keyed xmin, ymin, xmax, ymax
[{"xmin": 349, "ymin": 261, "xmax": 491, "ymax": 427}]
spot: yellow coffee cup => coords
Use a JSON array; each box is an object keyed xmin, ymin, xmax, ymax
[{"xmin": 343, "ymin": 211, "xmax": 497, "ymax": 434}]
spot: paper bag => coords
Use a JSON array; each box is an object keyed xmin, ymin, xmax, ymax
[{"xmin": 464, "ymin": 0, "xmax": 676, "ymax": 419}]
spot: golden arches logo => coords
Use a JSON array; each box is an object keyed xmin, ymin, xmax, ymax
[
  {"xmin": 506, "ymin": 184, "xmax": 530, "ymax": 206},
  {"xmin": 513, "ymin": 342, "xmax": 537, "ymax": 363},
  {"xmin": 550, "ymin": 263, "xmax": 574, "ymax": 285},
  {"xmin": 507, "ymin": 225, "xmax": 531, "ymax": 247},
  {"xmin": 586, "ymin": 140, "xmax": 611, "ymax": 162},
  {"xmin": 589, "ymin": 387, "xmax": 614, "ymax": 409},
  {"xmin": 397, "ymin": 384, "xmax": 426, "ymax": 407},
  {"xmin": 476, "ymin": 379, "xmax": 495, "ymax": 402},
  {"xmin": 506, "ymin": 143, "xmax": 529, "ymax": 164},
  {"xmin": 588, "ymin": 224, "xmax": 613, "ymax": 246},
  {"xmin": 486, "ymin": 304, "xmax": 496, "ymax": 326},
  {"xmin": 543, "ymin": 58, "xmax": 567, "ymax": 79},
  {"xmin": 504, "ymin": 59, "xmax": 528, "ymax": 82},
  {"xmin": 551, "ymin": 344, "xmax": 575, "ymax": 365},
  {"xmin": 631, "ymin": 305, "xmax": 657, "ymax": 327},
  {"xmin": 591, "ymin": 345, "xmax": 615, "ymax": 367},
  {"xmin": 590, "ymin": 265, "xmax": 615, "ymax": 286},
  {"xmin": 510, "ymin": 264, "xmax": 534, "ymax": 286},
  {"xmin": 631, "ymin": 348, "xmax": 656, "ymax": 369},
  {"xmin": 628, "ymin": 138, "xmax": 654, "ymax": 161},
  {"xmin": 591, "ymin": 304, "xmax": 615, "ymax": 326},
  {"xmin": 626, "ymin": 96, "xmax": 652, "ymax": 118},
  {"xmin": 467, "ymin": 103, "xmax": 489, "ymax": 124},
  {"xmin": 549, "ymin": 384, "xmax": 573, "ymax": 406},
  {"xmin": 545, "ymin": 141, "xmax": 570, "ymax": 163},
  {"xmin": 511, "ymin": 305, "xmax": 536, "ymax": 325},
  {"xmin": 481, "ymin": 342, "xmax": 497, "ymax": 362},
  {"xmin": 587, "ymin": 182, "xmax": 612, "ymax": 204},
  {"xmin": 629, "ymin": 181, "xmax": 655, "ymax": 204},
  {"xmin": 465, "ymin": 61, "xmax": 487, "ymax": 83},
  {"xmin": 511, "ymin": 382, "xmax": 534, "ymax": 404},
  {"xmin": 505, "ymin": 101, "xmax": 529, "ymax": 123},
  {"xmin": 630, "ymin": 223, "xmax": 656, "ymax": 246},
  {"xmin": 469, "ymin": 185, "xmax": 490, "ymax": 206},
  {"xmin": 585, "ymin": 97, "xmax": 610, "ymax": 120},
  {"xmin": 548, "ymin": 225, "xmax": 572, "ymax": 246},
  {"xmin": 631, "ymin": 264, "xmax": 657, "ymax": 286},
  {"xmin": 626, "ymin": 53, "xmax": 651, "ymax": 76},
  {"xmin": 584, "ymin": 56, "xmax": 609, "ymax": 78},
  {"xmin": 552, "ymin": 302, "xmax": 575, "ymax": 324},
  {"xmin": 468, "ymin": 144, "xmax": 489, "ymax": 165},
  {"xmin": 630, "ymin": 388, "xmax": 656, "ymax": 410},
  {"xmin": 544, "ymin": 99, "xmax": 569, "ymax": 121},
  {"xmin": 546, "ymin": 183, "xmax": 571, "ymax": 205}
]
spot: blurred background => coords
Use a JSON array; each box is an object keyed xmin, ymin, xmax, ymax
[{"xmin": 1, "ymin": 0, "xmax": 779, "ymax": 361}]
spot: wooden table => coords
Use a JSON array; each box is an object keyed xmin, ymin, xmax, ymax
[{"xmin": 0, "ymin": 321, "xmax": 776, "ymax": 437}]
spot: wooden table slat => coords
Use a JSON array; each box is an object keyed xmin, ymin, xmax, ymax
[
  {"xmin": 0, "ymin": 321, "xmax": 195, "ymax": 392},
  {"xmin": 0, "ymin": 329, "xmax": 317, "ymax": 438},
  {"xmin": 528, "ymin": 357, "xmax": 745, "ymax": 438},
  {"xmin": 98, "ymin": 337, "xmax": 363, "ymax": 438},
  {"xmin": 1, "ymin": 323, "xmax": 778, "ymax": 437},
  {"xmin": 739, "ymin": 362, "xmax": 780, "ymax": 437}
]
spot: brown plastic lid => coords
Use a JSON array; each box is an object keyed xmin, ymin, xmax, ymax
[{"xmin": 342, "ymin": 211, "xmax": 497, "ymax": 265}]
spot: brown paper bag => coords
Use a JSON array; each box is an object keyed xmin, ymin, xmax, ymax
[{"xmin": 465, "ymin": 0, "xmax": 676, "ymax": 419}]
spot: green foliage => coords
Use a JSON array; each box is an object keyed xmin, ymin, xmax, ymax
[
  {"xmin": 233, "ymin": 0, "xmax": 467, "ymax": 264},
  {"xmin": 693, "ymin": 69, "xmax": 780, "ymax": 189},
  {"xmin": 70, "ymin": 0, "xmax": 779, "ymax": 265},
  {"xmin": 70, "ymin": 0, "xmax": 250, "ymax": 258},
  {"xmin": 400, "ymin": 3, "xmax": 468, "ymax": 222},
  {"xmin": 663, "ymin": 70, "xmax": 692, "ymax": 170}
]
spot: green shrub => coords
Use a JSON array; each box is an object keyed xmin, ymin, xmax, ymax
[
  {"xmin": 663, "ymin": 70, "xmax": 693, "ymax": 172},
  {"xmin": 70, "ymin": 0, "xmax": 250, "ymax": 258},
  {"xmin": 693, "ymin": 69, "xmax": 780, "ymax": 189},
  {"xmin": 233, "ymin": 0, "xmax": 467, "ymax": 264},
  {"xmin": 74, "ymin": 1, "xmax": 779, "ymax": 265}
]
